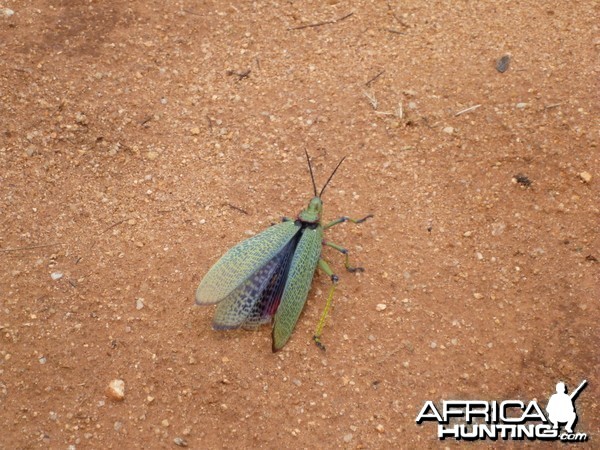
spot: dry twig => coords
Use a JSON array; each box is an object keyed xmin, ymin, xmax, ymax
[{"xmin": 289, "ymin": 12, "xmax": 354, "ymax": 30}]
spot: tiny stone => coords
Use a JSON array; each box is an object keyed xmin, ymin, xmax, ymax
[
  {"xmin": 430, "ymin": 341, "xmax": 437, "ymax": 349},
  {"xmin": 491, "ymin": 222, "xmax": 506, "ymax": 236},
  {"xmin": 579, "ymin": 171, "xmax": 592, "ymax": 183},
  {"xmin": 516, "ymin": 102, "xmax": 527, "ymax": 109},
  {"xmin": 161, "ymin": 419, "xmax": 170, "ymax": 427},
  {"xmin": 146, "ymin": 151, "xmax": 159, "ymax": 160},
  {"xmin": 135, "ymin": 298, "xmax": 145, "ymax": 310},
  {"xmin": 376, "ymin": 424, "xmax": 385, "ymax": 433},
  {"xmin": 496, "ymin": 55, "xmax": 511, "ymax": 73},
  {"xmin": 114, "ymin": 421, "xmax": 123, "ymax": 431},
  {"xmin": 174, "ymin": 437, "xmax": 188, "ymax": 447},
  {"xmin": 39, "ymin": 356, "xmax": 47, "ymax": 364},
  {"xmin": 442, "ymin": 126, "xmax": 454, "ymax": 134},
  {"xmin": 106, "ymin": 379, "xmax": 125, "ymax": 401},
  {"xmin": 75, "ymin": 113, "xmax": 88, "ymax": 125},
  {"xmin": 375, "ymin": 303, "xmax": 387, "ymax": 311},
  {"xmin": 190, "ymin": 127, "xmax": 200, "ymax": 135},
  {"xmin": 473, "ymin": 293, "xmax": 484, "ymax": 299},
  {"xmin": 51, "ymin": 272, "xmax": 63, "ymax": 280},
  {"xmin": 0, "ymin": 8, "xmax": 14, "ymax": 17},
  {"xmin": 463, "ymin": 231, "xmax": 472, "ymax": 237},
  {"xmin": 343, "ymin": 433, "xmax": 353, "ymax": 443},
  {"xmin": 292, "ymin": 379, "xmax": 302, "ymax": 387}
]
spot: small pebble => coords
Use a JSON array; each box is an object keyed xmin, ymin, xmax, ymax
[
  {"xmin": 106, "ymin": 379, "xmax": 125, "ymax": 401},
  {"xmin": 135, "ymin": 298, "xmax": 145, "ymax": 310},
  {"xmin": 496, "ymin": 55, "xmax": 510, "ymax": 73},
  {"xmin": 174, "ymin": 437, "xmax": 188, "ymax": 447},
  {"xmin": 75, "ymin": 113, "xmax": 88, "ymax": 125},
  {"xmin": 442, "ymin": 126, "xmax": 454, "ymax": 134},
  {"xmin": 51, "ymin": 272, "xmax": 63, "ymax": 280},
  {"xmin": 0, "ymin": 8, "xmax": 14, "ymax": 17},
  {"xmin": 516, "ymin": 102, "xmax": 527, "ymax": 109},
  {"xmin": 491, "ymin": 222, "xmax": 506, "ymax": 236},
  {"xmin": 579, "ymin": 171, "xmax": 592, "ymax": 183},
  {"xmin": 473, "ymin": 293, "xmax": 484, "ymax": 300},
  {"xmin": 375, "ymin": 303, "xmax": 387, "ymax": 311},
  {"xmin": 343, "ymin": 433, "xmax": 353, "ymax": 443},
  {"xmin": 190, "ymin": 127, "xmax": 200, "ymax": 135},
  {"xmin": 376, "ymin": 424, "xmax": 385, "ymax": 433},
  {"xmin": 146, "ymin": 151, "xmax": 159, "ymax": 160}
]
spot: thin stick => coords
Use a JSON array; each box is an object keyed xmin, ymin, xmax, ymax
[
  {"xmin": 226, "ymin": 69, "xmax": 251, "ymax": 80},
  {"xmin": 226, "ymin": 203, "xmax": 249, "ymax": 215},
  {"xmin": 454, "ymin": 104, "xmax": 481, "ymax": 116},
  {"xmin": 0, "ymin": 243, "xmax": 65, "ymax": 253},
  {"xmin": 365, "ymin": 70, "xmax": 385, "ymax": 86},
  {"xmin": 100, "ymin": 218, "xmax": 130, "ymax": 235},
  {"xmin": 289, "ymin": 12, "xmax": 354, "ymax": 30},
  {"xmin": 544, "ymin": 103, "xmax": 562, "ymax": 110},
  {"xmin": 183, "ymin": 9, "xmax": 202, "ymax": 17},
  {"xmin": 363, "ymin": 90, "xmax": 378, "ymax": 110}
]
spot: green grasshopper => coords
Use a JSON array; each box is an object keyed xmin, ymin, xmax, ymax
[{"xmin": 195, "ymin": 151, "xmax": 372, "ymax": 351}]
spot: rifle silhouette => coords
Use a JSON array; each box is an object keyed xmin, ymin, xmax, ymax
[{"xmin": 569, "ymin": 380, "xmax": 587, "ymax": 401}]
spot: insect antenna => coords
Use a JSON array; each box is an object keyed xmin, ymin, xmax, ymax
[
  {"xmin": 305, "ymin": 149, "xmax": 318, "ymax": 197},
  {"xmin": 319, "ymin": 156, "xmax": 346, "ymax": 198}
]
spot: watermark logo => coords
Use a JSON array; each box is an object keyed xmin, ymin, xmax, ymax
[{"xmin": 416, "ymin": 380, "xmax": 588, "ymax": 442}]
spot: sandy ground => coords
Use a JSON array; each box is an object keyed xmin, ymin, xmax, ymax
[{"xmin": 1, "ymin": 1, "xmax": 598, "ymax": 448}]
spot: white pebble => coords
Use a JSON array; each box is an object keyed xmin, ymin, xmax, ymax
[
  {"xmin": 135, "ymin": 298, "xmax": 145, "ymax": 310},
  {"xmin": 375, "ymin": 303, "xmax": 387, "ymax": 311},
  {"xmin": 51, "ymin": 272, "xmax": 63, "ymax": 280},
  {"xmin": 106, "ymin": 379, "xmax": 125, "ymax": 401}
]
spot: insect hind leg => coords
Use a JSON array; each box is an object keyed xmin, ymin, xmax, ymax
[{"xmin": 313, "ymin": 259, "xmax": 338, "ymax": 351}]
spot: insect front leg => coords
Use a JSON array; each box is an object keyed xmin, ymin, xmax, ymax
[
  {"xmin": 323, "ymin": 241, "xmax": 365, "ymax": 273},
  {"xmin": 313, "ymin": 259, "xmax": 338, "ymax": 351},
  {"xmin": 324, "ymin": 214, "xmax": 373, "ymax": 229}
]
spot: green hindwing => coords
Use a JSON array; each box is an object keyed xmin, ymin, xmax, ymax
[
  {"xmin": 195, "ymin": 220, "xmax": 301, "ymax": 305},
  {"xmin": 272, "ymin": 225, "xmax": 323, "ymax": 351}
]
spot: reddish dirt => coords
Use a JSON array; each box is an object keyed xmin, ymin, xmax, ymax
[{"xmin": 1, "ymin": 1, "xmax": 598, "ymax": 448}]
